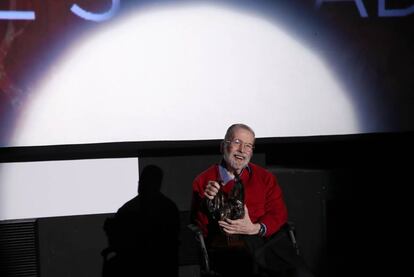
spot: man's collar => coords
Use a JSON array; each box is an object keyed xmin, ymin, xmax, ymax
[{"xmin": 218, "ymin": 159, "xmax": 251, "ymax": 185}]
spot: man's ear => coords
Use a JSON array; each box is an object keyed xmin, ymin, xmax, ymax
[{"xmin": 220, "ymin": 141, "xmax": 225, "ymax": 153}]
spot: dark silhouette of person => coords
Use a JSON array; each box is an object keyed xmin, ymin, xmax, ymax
[{"xmin": 102, "ymin": 164, "xmax": 180, "ymax": 277}]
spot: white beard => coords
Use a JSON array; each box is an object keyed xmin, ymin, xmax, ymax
[{"xmin": 223, "ymin": 148, "xmax": 251, "ymax": 173}]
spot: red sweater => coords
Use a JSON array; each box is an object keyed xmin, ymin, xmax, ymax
[{"xmin": 191, "ymin": 163, "xmax": 288, "ymax": 238}]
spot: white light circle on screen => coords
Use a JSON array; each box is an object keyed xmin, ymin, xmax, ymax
[{"xmin": 12, "ymin": 4, "xmax": 358, "ymax": 146}]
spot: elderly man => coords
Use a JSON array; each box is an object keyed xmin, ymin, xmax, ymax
[{"xmin": 191, "ymin": 123, "xmax": 313, "ymax": 277}]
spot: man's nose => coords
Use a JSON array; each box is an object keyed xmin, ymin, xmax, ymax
[{"xmin": 237, "ymin": 143, "xmax": 246, "ymax": 152}]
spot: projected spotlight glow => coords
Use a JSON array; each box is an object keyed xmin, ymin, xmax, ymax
[{"xmin": 12, "ymin": 4, "xmax": 359, "ymax": 146}]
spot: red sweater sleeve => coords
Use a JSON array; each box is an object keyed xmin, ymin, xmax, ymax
[{"xmin": 259, "ymin": 170, "xmax": 288, "ymax": 237}]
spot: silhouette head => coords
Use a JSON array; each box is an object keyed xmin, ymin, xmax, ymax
[{"xmin": 138, "ymin": 165, "xmax": 163, "ymax": 195}]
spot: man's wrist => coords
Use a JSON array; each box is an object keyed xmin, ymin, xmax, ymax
[{"xmin": 253, "ymin": 223, "xmax": 261, "ymax": 235}]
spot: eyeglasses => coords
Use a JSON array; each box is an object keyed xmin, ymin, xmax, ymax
[{"xmin": 225, "ymin": 139, "xmax": 255, "ymax": 152}]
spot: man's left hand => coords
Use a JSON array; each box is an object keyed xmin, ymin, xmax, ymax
[{"xmin": 218, "ymin": 205, "xmax": 261, "ymax": 235}]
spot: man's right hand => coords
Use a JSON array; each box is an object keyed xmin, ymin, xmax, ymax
[{"xmin": 204, "ymin": 181, "xmax": 221, "ymax": 199}]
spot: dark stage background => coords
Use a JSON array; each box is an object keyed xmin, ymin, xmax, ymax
[{"xmin": 1, "ymin": 131, "xmax": 413, "ymax": 276}]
